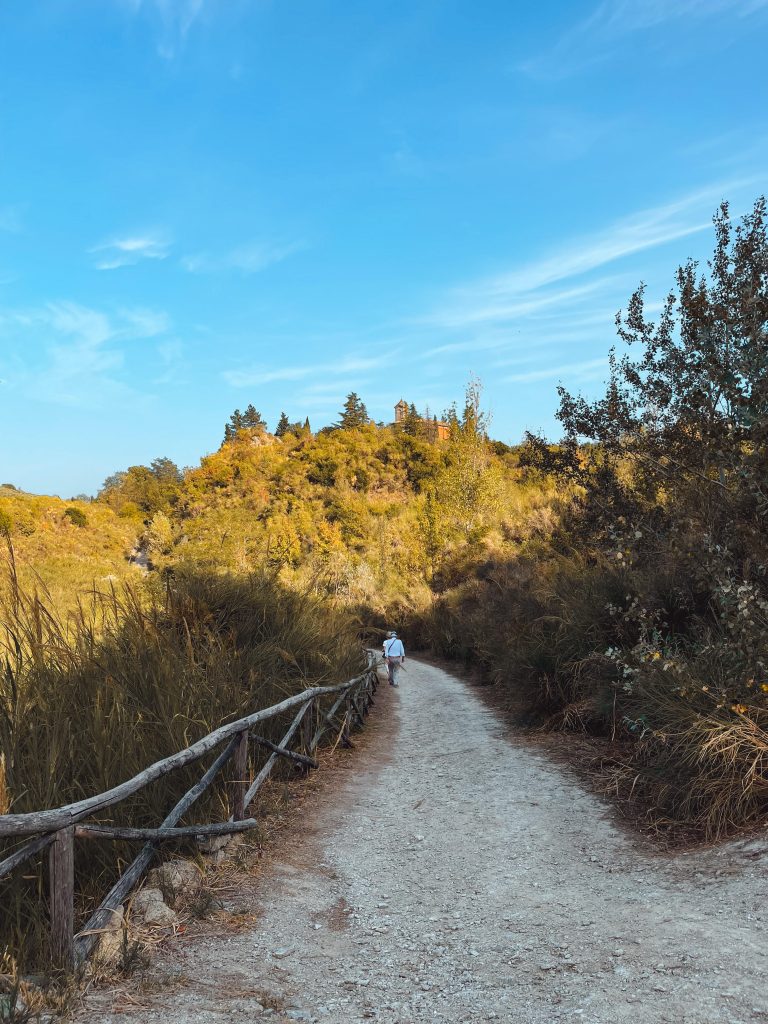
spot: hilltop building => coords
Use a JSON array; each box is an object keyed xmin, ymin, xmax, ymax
[{"xmin": 394, "ymin": 399, "xmax": 450, "ymax": 442}]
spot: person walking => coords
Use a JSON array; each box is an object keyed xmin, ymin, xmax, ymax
[{"xmin": 384, "ymin": 630, "xmax": 405, "ymax": 686}]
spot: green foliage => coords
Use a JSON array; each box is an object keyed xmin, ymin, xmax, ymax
[
  {"xmin": 275, "ymin": 411, "xmax": 291, "ymax": 437},
  {"xmin": 433, "ymin": 380, "xmax": 503, "ymax": 541},
  {"xmin": 98, "ymin": 457, "xmax": 183, "ymax": 517},
  {"xmin": 170, "ymin": 396, "xmax": 520, "ymax": 613},
  {"xmin": 223, "ymin": 404, "xmax": 267, "ymax": 444},
  {"xmin": 145, "ymin": 511, "xmax": 174, "ymax": 555},
  {"xmin": 63, "ymin": 507, "xmax": 87, "ymax": 528},
  {"xmin": 335, "ymin": 392, "xmax": 370, "ymax": 430}
]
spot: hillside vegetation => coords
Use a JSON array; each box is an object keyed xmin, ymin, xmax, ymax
[
  {"xmin": 410, "ymin": 199, "xmax": 768, "ymax": 839},
  {"xmin": 0, "ymin": 485, "xmax": 141, "ymax": 611},
  {"xmin": 97, "ymin": 386, "xmax": 555, "ymax": 618}
]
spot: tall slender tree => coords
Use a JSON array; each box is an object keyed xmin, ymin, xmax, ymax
[
  {"xmin": 275, "ymin": 411, "xmax": 291, "ymax": 437},
  {"xmin": 335, "ymin": 393, "xmax": 370, "ymax": 429}
]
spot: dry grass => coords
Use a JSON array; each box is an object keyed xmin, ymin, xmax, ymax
[{"xmin": 0, "ymin": 545, "xmax": 363, "ymax": 973}]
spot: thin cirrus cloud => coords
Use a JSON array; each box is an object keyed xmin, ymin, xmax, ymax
[
  {"xmin": 521, "ymin": 0, "xmax": 768, "ymax": 78},
  {"xmin": 181, "ymin": 239, "xmax": 308, "ymax": 275},
  {"xmin": 119, "ymin": 0, "xmax": 207, "ymax": 59},
  {"xmin": 502, "ymin": 356, "xmax": 608, "ymax": 385},
  {"xmin": 222, "ymin": 353, "xmax": 391, "ymax": 389},
  {"xmin": 0, "ymin": 301, "xmax": 172, "ymax": 406},
  {"xmin": 422, "ymin": 179, "xmax": 756, "ymax": 333},
  {"xmin": 90, "ymin": 234, "xmax": 171, "ymax": 270}
]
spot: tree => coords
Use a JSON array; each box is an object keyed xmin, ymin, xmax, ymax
[
  {"xmin": 335, "ymin": 393, "xmax": 369, "ymax": 430},
  {"xmin": 523, "ymin": 196, "xmax": 768, "ymax": 606},
  {"xmin": 435, "ymin": 379, "xmax": 501, "ymax": 538},
  {"xmin": 242, "ymin": 404, "xmax": 266, "ymax": 430},
  {"xmin": 98, "ymin": 458, "xmax": 182, "ymax": 516},
  {"xmin": 275, "ymin": 411, "xmax": 291, "ymax": 437},
  {"xmin": 146, "ymin": 511, "xmax": 174, "ymax": 556},
  {"xmin": 223, "ymin": 404, "xmax": 266, "ymax": 444},
  {"xmin": 400, "ymin": 403, "xmax": 425, "ymax": 437}
]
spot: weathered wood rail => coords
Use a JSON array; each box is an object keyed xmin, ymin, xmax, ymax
[{"xmin": 0, "ymin": 653, "xmax": 380, "ymax": 970}]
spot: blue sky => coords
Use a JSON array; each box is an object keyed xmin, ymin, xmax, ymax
[{"xmin": 1, "ymin": 0, "xmax": 767, "ymax": 496}]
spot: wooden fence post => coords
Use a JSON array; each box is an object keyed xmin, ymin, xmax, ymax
[
  {"xmin": 302, "ymin": 699, "xmax": 315, "ymax": 759},
  {"xmin": 342, "ymin": 700, "xmax": 352, "ymax": 748},
  {"xmin": 49, "ymin": 826, "xmax": 75, "ymax": 971},
  {"xmin": 231, "ymin": 729, "xmax": 249, "ymax": 822}
]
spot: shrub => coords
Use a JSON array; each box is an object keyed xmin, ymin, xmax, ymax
[{"xmin": 63, "ymin": 507, "xmax": 87, "ymax": 528}]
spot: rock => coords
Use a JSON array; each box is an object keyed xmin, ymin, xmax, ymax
[
  {"xmin": 196, "ymin": 834, "xmax": 230, "ymax": 855},
  {"xmin": 131, "ymin": 888, "xmax": 178, "ymax": 927},
  {"xmin": 272, "ymin": 946, "xmax": 295, "ymax": 959},
  {"xmin": 146, "ymin": 859, "xmax": 201, "ymax": 905},
  {"xmin": 93, "ymin": 904, "xmax": 126, "ymax": 965}
]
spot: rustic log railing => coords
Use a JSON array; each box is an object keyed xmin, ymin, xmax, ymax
[{"xmin": 0, "ymin": 652, "xmax": 380, "ymax": 970}]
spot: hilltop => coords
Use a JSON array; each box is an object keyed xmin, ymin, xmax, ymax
[{"xmin": 96, "ymin": 388, "xmax": 553, "ymax": 618}]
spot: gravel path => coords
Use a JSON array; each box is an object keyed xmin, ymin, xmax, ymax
[{"xmin": 79, "ymin": 658, "xmax": 768, "ymax": 1024}]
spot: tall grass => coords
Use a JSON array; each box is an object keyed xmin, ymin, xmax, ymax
[{"xmin": 0, "ymin": 550, "xmax": 362, "ymax": 971}]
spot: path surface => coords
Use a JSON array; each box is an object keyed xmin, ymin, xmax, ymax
[{"xmin": 80, "ymin": 659, "xmax": 768, "ymax": 1024}]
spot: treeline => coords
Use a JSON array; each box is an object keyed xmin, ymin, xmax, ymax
[{"xmin": 410, "ymin": 199, "xmax": 768, "ymax": 838}]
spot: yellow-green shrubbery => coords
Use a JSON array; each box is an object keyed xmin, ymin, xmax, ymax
[
  {"xmin": 0, "ymin": 486, "xmax": 141, "ymax": 612},
  {"xmin": 129, "ymin": 396, "xmax": 525, "ymax": 617}
]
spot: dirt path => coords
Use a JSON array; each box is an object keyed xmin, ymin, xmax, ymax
[{"xmin": 79, "ymin": 658, "xmax": 768, "ymax": 1024}]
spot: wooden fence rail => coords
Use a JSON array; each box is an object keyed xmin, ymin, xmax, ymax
[{"xmin": 0, "ymin": 652, "xmax": 380, "ymax": 970}]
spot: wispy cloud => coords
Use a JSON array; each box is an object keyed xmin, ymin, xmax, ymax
[
  {"xmin": 502, "ymin": 356, "xmax": 607, "ymax": 385},
  {"xmin": 152, "ymin": 338, "xmax": 185, "ymax": 385},
  {"xmin": 222, "ymin": 353, "xmax": 391, "ymax": 388},
  {"xmin": 522, "ymin": 0, "xmax": 768, "ymax": 78},
  {"xmin": 119, "ymin": 307, "xmax": 172, "ymax": 337},
  {"xmin": 0, "ymin": 301, "xmax": 171, "ymax": 406},
  {"xmin": 424, "ymin": 180, "xmax": 754, "ymax": 332},
  {"xmin": 120, "ymin": 0, "xmax": 207, "ymax": 59},
  {"xmin": 90, "ymin": 233, "xmax": 171, "ymax": 270},
  {"xmin": 181, "ymin": 239, "xmax": 308, "ymax": 275}
]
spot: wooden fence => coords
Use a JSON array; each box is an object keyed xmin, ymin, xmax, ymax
[{"xmin": 0, "ymin": 653, "xmax": 379, "ymax": 970}]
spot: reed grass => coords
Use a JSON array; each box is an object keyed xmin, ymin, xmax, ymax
[{"xmin": 0, "ymin": 547, "xmax": 362, "ymax": 972}]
